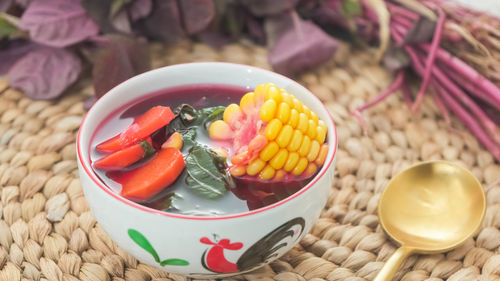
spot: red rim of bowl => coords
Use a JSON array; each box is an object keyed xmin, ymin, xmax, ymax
[{"xmin": 77, "ymin": 62, "xmax": 338, "ymax": 221}]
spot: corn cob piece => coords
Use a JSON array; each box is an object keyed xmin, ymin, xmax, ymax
[{"xmin": 209, "ymin": 83, "xmax": 328, "ymax": 181}]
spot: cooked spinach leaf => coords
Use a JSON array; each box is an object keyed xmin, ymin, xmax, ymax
[
  {"xmin": 201, "ymin": 106, "xmax": 226, "ymax": 129},
  {"xmin": 178, "ymin": 128, "xmax": 197, "ymax": 149},
  {"xmin": 184, "ymin": 145, "xmax": 229, "ymax": 199}
]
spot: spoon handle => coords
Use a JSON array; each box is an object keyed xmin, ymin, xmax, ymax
[{"xmin": 373, "ymin": 246, "xmax": 413, "ymax": 281}]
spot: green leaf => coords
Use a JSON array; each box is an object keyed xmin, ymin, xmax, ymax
[
  {"xmin": 0, "ymin": 15, "xmax": 17, "ymax": 38},
  {"xmin": 160, "ymin": 258, "xmax": 190, "ymax": 266},
  {"xmin": 341, "ymin": 0, "xmax": 361, "ymax": 18},
  {"xmin": 185, "ymin": 145, "xmax": 229, "ymax": 199},
  {"xmin": 128, "ymin": 229, "xmax": 160, "ymax": 263},
  {"xmin": 139, "ymin": 140, "xmax": 156, "ymax": 158},
  {"xmin": 201, "ymin": 106, "xmax": 226, "ymax": 130},
  {"xmin": 179, "ymin": 128, "xmax": 197, "ymax": 149}
]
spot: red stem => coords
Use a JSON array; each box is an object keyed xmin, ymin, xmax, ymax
[
  {"xmin": 356, "ymin": 70, "xmax": 406, "ymax": 112},
  {"xmin": 434, "ymin": 81, "xmax": 500, "ymax": 161},
  {"xmin": 412, "ymin": 7, "xmax": 446, "ymax": 112},
  {"xmin": 431, "ymin": 89, "xmax": 451, "ymax": 126},
  {"xmin": 386, "ymin": 2, "xmax": 420, "ymax": 21},
  {"xmin": 419, "ymin": 44, "xmax": 500, "ymax": 110}
]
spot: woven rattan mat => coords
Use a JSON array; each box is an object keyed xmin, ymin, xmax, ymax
[{"xmin": 0, "ymin": 40, "xmax": 499, "ymax": 281}]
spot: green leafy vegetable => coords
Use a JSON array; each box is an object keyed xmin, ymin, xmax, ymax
[
  {"xmin": 184, "ymin": 145, "xmax": 230, "ymax": 199},
  {"xmin": 200, "ymin": 106, "xmax": 226, "ymax": 129},
  {"xmin": 179, "ymin": 128, "xmax": 197, "ymax": 148}
]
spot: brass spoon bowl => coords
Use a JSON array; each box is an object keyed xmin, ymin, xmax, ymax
[{"xmin": 374, "ymin": 161, "xmax": 486, "ymax": 281}]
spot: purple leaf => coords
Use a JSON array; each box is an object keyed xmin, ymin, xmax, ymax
[
  {"xmin": 268, "ymin": 14, "xmax": 338, "ymax": 76},
  {"xmin": 0, "ymin": 0, "xmax": 12, "ymax": 12},
  {"xmin": 7, "ymin": 46, "xmax": 81, "ymax": 100},
  {"xmin": 136, "ymin": 0, "xmax": 184, "ymax": 43},
  {"xmin": 128, "ymin": 0, "xmax": 152, "ymax": 21},
  {"xmin": 178, "ymin": 0, "xmax": 215, "ymax": 35},
  {"xmin": 92, "ymin": 35, "xmax": 150, "ymax": 98},
  {"xmin": 242, "ymin": 0, "xmax": 299, "ymax": 16},
  {"xmin": 20, "ymin": 0, "xmax": 99, "ymax": 47},
  {"xmin": 265, "ymin": 12, "xmax": 293, "ymax": 49},
  {"xmin": 0, "ymin": 40, "xmax": 38, "ymax": 74}
]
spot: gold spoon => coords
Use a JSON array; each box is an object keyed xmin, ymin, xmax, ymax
[{"xmin": 374, "ymin": 161, "xmax": 486, "ymax": 281}]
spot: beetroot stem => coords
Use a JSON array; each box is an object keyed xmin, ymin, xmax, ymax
[
  {"xmin": 431, "ymin": 89, "xmax": 451, "ymax": 126},
  {"xmin": 356, "ymin": 70, "xmax": 405, "ymax": 112},
  {"xmin": 419, "ymin": 44, "xmax": 500, "ymax": 110},
  {"xmin": 434, "ymin": 81, "xmax": 500, "ymax": 162},
  {"xmin": 412, "ymin": 7, "xmax": 446, "ymax": 112},
  {"xmin": 407, "ymin": 46, "xmax": 500, "ymax": 158},
  {"xmin": 351, "ymin": 70, "xmax": 405, "ymax": 134}
]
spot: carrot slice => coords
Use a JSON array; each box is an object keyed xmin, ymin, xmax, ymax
[
  {"xmin": 112, "ymin": 147, "xmax": 185, "ymax": 201},
  {"xmin": 97, "ymin": 106, "xmax": 175, "ymax": 152},
  {"xmin": 94, "ymin": 139, "xmax": 155, "ymax": 171}
]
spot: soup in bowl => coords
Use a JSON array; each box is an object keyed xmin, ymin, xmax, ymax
[{"xmin": 77, "ymin": 62, "xmax": 337, "ymax": 278}]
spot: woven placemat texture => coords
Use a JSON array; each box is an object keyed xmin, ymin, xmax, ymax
[{"xmin": 0, "ymin": 40, "xmax": 499, "ymax": 281}]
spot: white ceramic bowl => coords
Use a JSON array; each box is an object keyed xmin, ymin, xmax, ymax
[{"xmin": 77, "ymin": 62, "xmax": 337, "ymax": 278}]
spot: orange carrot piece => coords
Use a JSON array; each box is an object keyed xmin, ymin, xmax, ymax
[
  {"xmin": 94, "ymin": 139, "xmax": 154, "ymax": 171},
  {"xmin": 97, "ymin": 106, "xmax": 175, "ymax": 152},
  {"xmin": 117, "ymin": 148, "xmax": 185, "ymax": 201}
]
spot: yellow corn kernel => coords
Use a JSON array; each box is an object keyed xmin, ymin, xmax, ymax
[
  {"xmin": 223, "ymin": 104, "xmax": 243, "ymax": 126},
  {"xmin": 240, "ymin": 92, "xmax": 255, "ymax": 113},
  {"xmin": 281, "ymin": 91, "xmax": 293, "ymax": 106},
  {"xmin": 304, "ymin": 163, "xmax": 317, "ymax": 177},
  {"xmin": 266, "ymin": 85, "xmax": 282, "ymax": 103},
  {"xmin": 247, "ymin": 158, "xmax": 266, "ymax": 176},
  {"xmin": 307, "ymin": 140, "xmax": 320, "ymax": 161},
  {"xmin": 298, "ymin": 135, "xmax": 311, "ymax": 156},
  {"xmin": 230, "ymin": 165, "xmax": 246, "ymax": 177},
  {"xmin": 316, "ymin": 125, "xmax": 327, "ymax": 144},
  {"xmin": 259, "ymin": 141, "xmax": 279, "ymax": 161},
  {"xmin": 209, "ymin": 120, "xmax": 233, "ymax": 140},
  {"xmin": 254, "ymin": 84, "xmax": 267, "ymax": 104},
  {"xmin": 288, "ymin": 109, "xmax": 299, "ymax": 128},
  {"xmin": 270, "ymin": 148, "xmax": 288, "ymax": 170},
  {"xmin": 315, "ymin": 144, "xmax": 329, "ymax": 166},
  {"xmin": 277, "ymin": 102, "xmax": 291, "ymax": 123},
  {"xmin": 259, "ymin": 99, "xmax": 278, "ymax": 122},
  {"xmin": 297, "ymin": 113, "xmax": 309, "ymax": 133},
  {"xmin": 283, "ymin": 152, "xmax": 299, "ymax": 172},
  {"xmin": 307, "ymin": 119, "xmax": 317, "ymax": 139},
  {"xmin": 292, "ymin": 157, "xmax": 308, "ymax": 175},
  {"xmin": 276, "ymin": 125, "xmax": 293, "ymax": 147},
  {"xmin": 292, "ymin": 98, "xmax": 303, "ymax": 112},
  {"xmin": 302, "ymin": 105, "xmax": 311, "ymax": 117},
  {"xmin": 273, "ymin": 169, "xmax": 287, "ymax": 181},
  {"xmin": 287, "ymin": 130, "xmax": 303, "ymax": 152},
  {"xmin": 310, "ymin": 111, "xmax": 319, "ymax": 124},
  {"xmin": 259, "ymin": 165, "xmax": 275, "ymax": 180},
  {"xmin": 318, "ymin": 120, "xmax": 327, "ymax": 132},
  {"xmin": 265, "ymin": 119, "xmax": 282, "ymax": 140}
]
